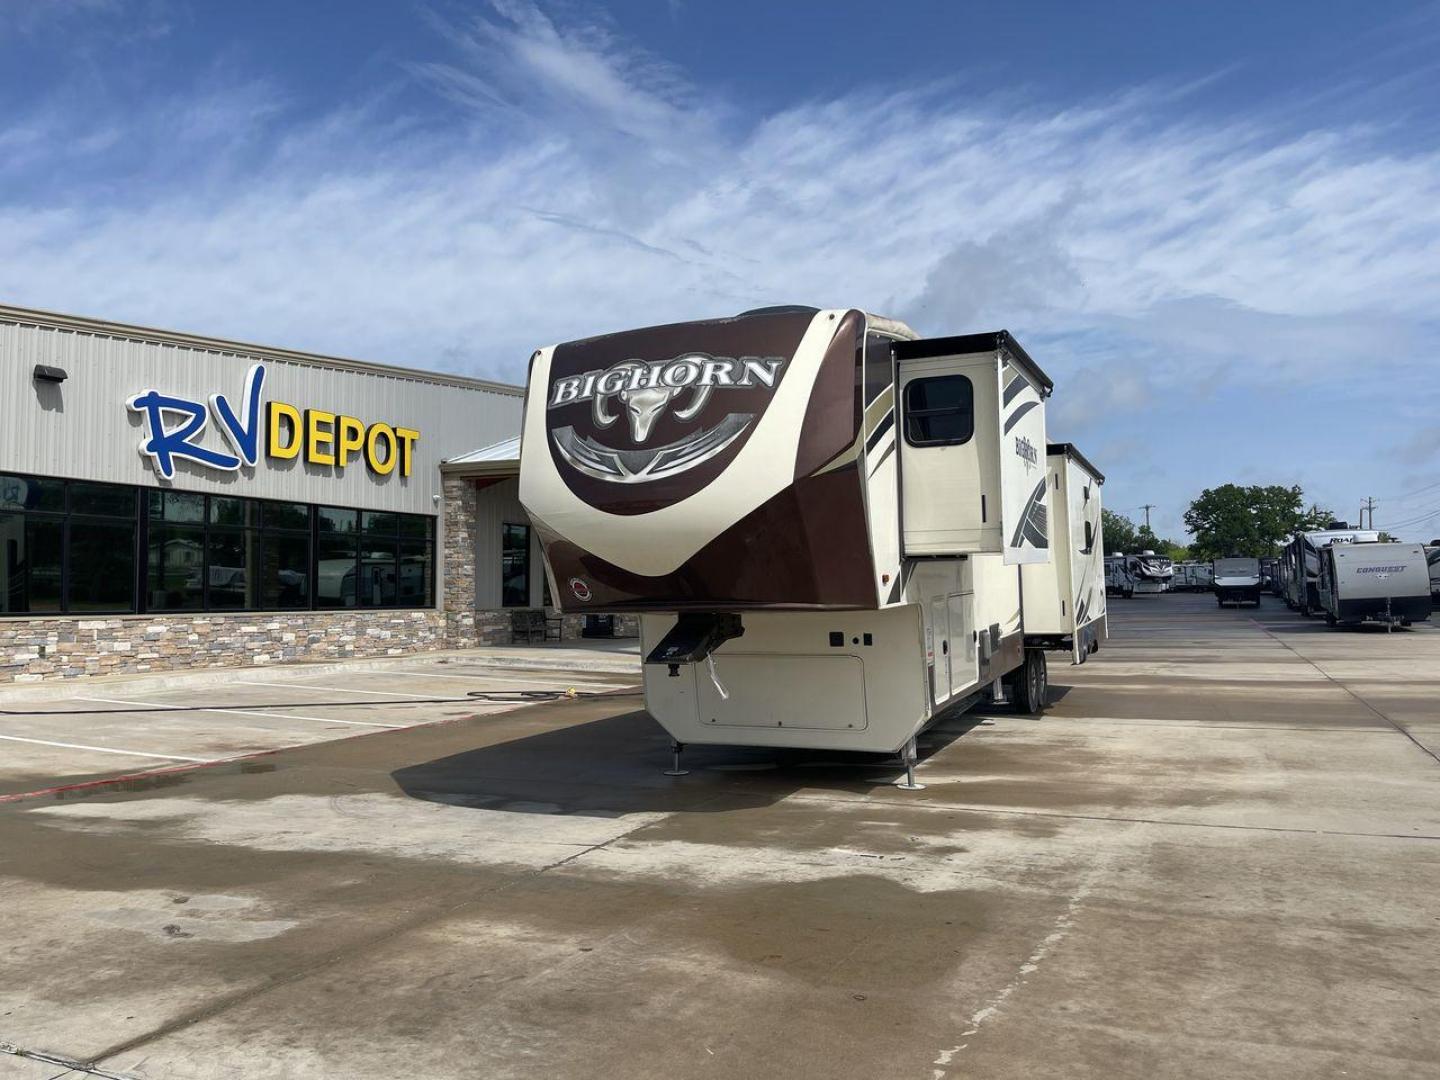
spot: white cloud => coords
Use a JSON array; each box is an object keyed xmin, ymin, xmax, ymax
[{"xmin": 0, "ymin": 0, "xmax": 1437, "ymax": 427}]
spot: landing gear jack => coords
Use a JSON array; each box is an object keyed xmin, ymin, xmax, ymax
[
  {"xmin": 663, "ymin": 740, "xmax": 689, "ymax": 777},
  {"xmin": 894, "ymin": 736, "xmax": 926, "ymax": 791}
]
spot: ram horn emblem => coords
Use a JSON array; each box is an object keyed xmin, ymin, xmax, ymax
[
  {"xmin": 591, "ymin": 359, "xmax": 715, "ymax": 444},
  {"xmin": 548, "ymin": 351, "xmax": 788, "ymax": 484}
]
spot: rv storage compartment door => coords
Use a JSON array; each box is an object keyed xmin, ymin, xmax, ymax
[
  {"xmin": 696, "ymin": 655, "xmax": 868, "ymax": 732},
  {"xmin": 898, "ymin": 346, "xmax": 1050, "ymax": 563},
  {"xmin": 947, "ymin": 592, "xmax": 977, "ymax": 697}
]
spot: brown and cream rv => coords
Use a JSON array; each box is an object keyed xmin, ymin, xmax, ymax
[{"xmin": 518, "ymin": 306, "xmax": 1104, "ymax": 777}]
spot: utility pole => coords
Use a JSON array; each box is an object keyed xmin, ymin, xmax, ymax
[
  {"xmin": 1361, "ymin": 496, "xmax": 1375, "ymax": 530},
  {"xmin": 1140, "ymin": 504, "xmax": 1156, "ymax": 531}
]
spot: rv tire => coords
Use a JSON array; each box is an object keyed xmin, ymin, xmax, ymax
[
  {"xmin": 1013, "ymin": 650, "xmax": 1048, "ymax": 715},
  {"xmin": 1325, "ymin": 612, "xmax": 1336, "ymax": 627}
]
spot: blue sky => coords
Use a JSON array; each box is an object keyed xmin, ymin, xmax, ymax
[{"xmin": 3, "ymin": 0, "xmax": 1440, "ymax": 542}]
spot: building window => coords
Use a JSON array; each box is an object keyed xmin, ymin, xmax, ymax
[
  {"xmin": 1, "ymin": 473, "xmax": 134, "ymax": 614},
  {"xmin": 903, "ymin": 375, "xmax": 975, "ymax": 447},
  {"xmin": 0, "ymin": 472, "xmax": 435, "ymax": 617},
  {"xmin": 501, "ymin": 523, "xmax": 531, "ymax": 607}
]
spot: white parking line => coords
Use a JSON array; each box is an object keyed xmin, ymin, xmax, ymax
[
  {"xmin": 75, "ymin": 697, "xmax": 400, "ymax": 729},
  {"xmin": 0, "ymin": 733, "xmax": 211, "ymax": 762},
  {"xmin": 238, "ymin": 680, "xmax": 471, "ymax": 701},
  {"xmin": 368, "ymin": 669, "xmax": 633, "ymax": 688}
]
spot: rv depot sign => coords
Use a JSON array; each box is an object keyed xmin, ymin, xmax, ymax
[{"xmin": 127, "ymin": 364, "xmax": 420, "ymax": 481}]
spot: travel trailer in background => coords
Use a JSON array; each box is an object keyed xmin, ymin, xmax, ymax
[
  {"xmin": 1020, "ymin": 443, "xmax": 1108, "ymax": 664},
  {"xmin": 1259, "ymin": 556, "xmax": 1279, "ymax": 593},
  {"xmin": 1213, "ymin": 557, "xmax": 1262, "ymax": 607},
  {"xmin": 1105, "ymin": 555, "xmax": 1134, "ymax": 598},
  {"xmin": 1427, "ymin": 543, "xmax": 1440, "ymax": 602},
  {"xmin": 1171, "ymin": 562, "xmax": 1212, "ymax": 592},
  {"xmin": 1125, "ymin": 551, "xmax": 1174, "ymax": 594},
  {"xmin": 1281, "ymin": 524, "xmax": 1380, "ymax": 615},
  {"xmin": 519, "ymin": 306, "xmax": 1097, "ymax": 781},
  {"xmin": 1316, "ymin": 542, "xmax": 1432, "ymax": 629}
]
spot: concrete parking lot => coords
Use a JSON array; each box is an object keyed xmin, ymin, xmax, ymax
[{"xmin": 2, "ymin": 596, "xmax": 1438, "ymax": 1079}]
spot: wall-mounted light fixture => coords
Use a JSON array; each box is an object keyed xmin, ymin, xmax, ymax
[{"xmin": 33, "ymin": 364, "xmax": 68, "ymax": 383}]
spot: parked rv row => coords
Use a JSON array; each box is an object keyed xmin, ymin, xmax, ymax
[
  {"xmin": 1276, "ymin": 524, "xmax": 1434, "ymax": 629},
  {"xmin": 1103, "ymin": 552, "xmax": 1174, "ymax": 598},
  {"xmin": 518, "ymin": 306, "xmax": 1110, "ymax": 775}
]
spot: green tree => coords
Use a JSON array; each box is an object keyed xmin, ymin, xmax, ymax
[
  {"xmin": 1183, "ymin": 484, "xmax": 1331, "ymax": 559},
  {"xmin": 1102, "ymin": 509, "xmax": 1139, "ymax": 555}
]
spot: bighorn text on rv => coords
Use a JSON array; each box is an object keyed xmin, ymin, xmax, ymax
[{"xmin": 519, "ymin": 306, "xmax": 1107, "ymax": 767}]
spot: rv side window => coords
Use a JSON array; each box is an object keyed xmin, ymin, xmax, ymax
[
  {"xmin": 903, "ymin": 375, "xmax": 974, "ymax": 447},
  {"xmin": 864, "ymin": 332, "xmax": 895, "ymax": 405}
]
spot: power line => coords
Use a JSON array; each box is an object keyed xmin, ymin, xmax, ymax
[{"xmin": 1378, "ymin": 477, "xmax": 1440, "ymax": 502}]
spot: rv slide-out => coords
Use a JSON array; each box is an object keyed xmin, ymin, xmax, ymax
[
  {"xmin": 1019, "ymin": 443, "xmax": 1108, "ymax": 663},
  {"xmin": 520, "ymin": 307, "xmax": 1102, "ymax": 758}
]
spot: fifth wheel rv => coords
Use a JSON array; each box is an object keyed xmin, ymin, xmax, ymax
[
  {"xmin": 518, "ymin": 307, "xmax": 1098, "ymax": 779},
  {"xmin": 1126, "ymin": 551, "xmax": 1174, "ymax": 594},
  {"xmin": 1105, "ymin": 555, "xmax": 1134, "ymax": 598},
  {"xmin": 1316, "ymin": 542, "xmax": 1432, "ymax": 628}
]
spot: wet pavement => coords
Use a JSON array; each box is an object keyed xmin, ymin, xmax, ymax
[{"xmin": 1, "ymin": 594, "xmax": 1437, "ymax": 1079}]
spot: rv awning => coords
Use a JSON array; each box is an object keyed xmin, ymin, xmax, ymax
[{"xmin": 441, "ymin": 435, "xmax": 520, "ymax": 478}]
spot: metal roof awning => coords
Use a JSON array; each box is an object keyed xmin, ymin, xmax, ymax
[{"xmin": 441, "ymin": 435, "xmax": 521, "ymax": 477}]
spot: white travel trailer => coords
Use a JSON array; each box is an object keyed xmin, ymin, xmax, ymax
[
  {"xmin": 1316, "ymin": 542, "xmax": 1432, "ymax": 628},
  {"xmin": 519, "ymin": 307, "xmax": 1095, "ymax": 780},
  {"xmin": 1019, "ymin": 443, "xmax": 1108, "ymax": 664},
  {"xmin": 1213, "ymin": 557, "xmax": 1262, "ymax": 607},
  {"xmin": 1282, "ymin": 525, "xmax": 1380, "ymax": 615},
  {"xmin": 1125, "ymin": 551, "xmax": 1174, "ymax": 594},
  {"xmin": 1104, "ymin": 554, "xmax": 1134, "ymax": 598}
]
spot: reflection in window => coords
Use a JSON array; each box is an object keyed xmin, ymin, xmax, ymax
[
  {"xmin": 316, "ymin": 531, "xmax": 359, "ymax": 609},
  {"xmin": 502, "ymin": 523, "xmax": 531, "ymax": 607},
  {"xmin": 261, "ymin": 533, "xmax": 310, "ymax": 609},
  {"xmin": 206, "ymin": 529, "xmax": 258, "ymax": 610},
  {"xmin": 0, "ymin": 475, "xmax": 437, "ymax": 617},
  {"xmin": 69, "ymin": 520, "xmax": 135, "ymax": 612},
  {"xmin": 0, "ymin": 513, "xmax": 63, "ymax": 613},
  {"xmin": 400, "ymin": 540, "xmax": 432, "ymax": 607},
  {"xmin": 148, "ymin": 524, "xmax": 205, "ymax": 610}
]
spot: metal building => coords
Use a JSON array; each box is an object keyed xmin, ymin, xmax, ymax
[{"xmin": 0, "ymin": 303, "xmax": 597, "ymax": 683}]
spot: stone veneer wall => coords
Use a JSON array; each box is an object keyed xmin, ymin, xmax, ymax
[
  {"xmin": 0, "ymin": 610, "xmax": 446, "ymax": 684},
  {"xmin": 441, "ymin": 473, "xmax": 481, "ymax": 648}
]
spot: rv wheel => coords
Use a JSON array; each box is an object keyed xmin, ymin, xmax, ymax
[
  {"xmin": 1325, "ymin": 612, "xmax": 1336, "ymax": 627},
  {"xmin": 1014, "ymin": 650, "xmax": 1048, "ymax": 715}
]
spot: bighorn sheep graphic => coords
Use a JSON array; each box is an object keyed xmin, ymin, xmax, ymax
[{"xmin": 593, "ymin": 360, "xmax": 714, "ymax": 443}]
